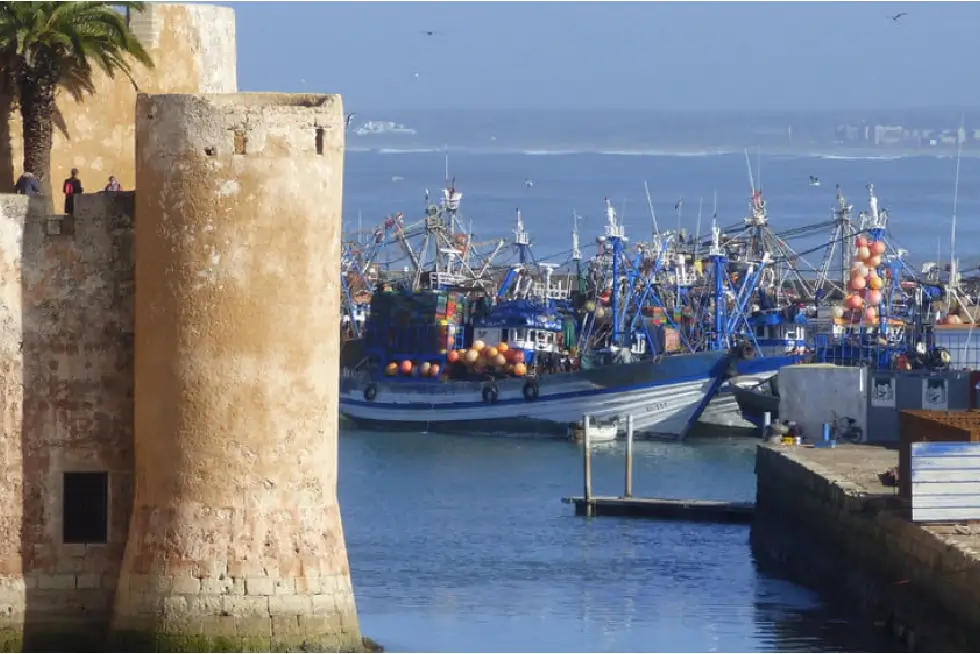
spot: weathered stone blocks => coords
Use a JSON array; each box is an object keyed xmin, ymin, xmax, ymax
[{"xmin": 109, "ymin": 92, "xmax": 358, "ymax": 651}]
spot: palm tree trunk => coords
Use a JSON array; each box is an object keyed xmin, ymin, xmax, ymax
[{"xmin": 19, "ymin": 64, "xmax": 59, "ymax": 212}]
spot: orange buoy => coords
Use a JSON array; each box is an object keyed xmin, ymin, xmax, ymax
[
  {"xmin": 863, "ymin": 307, "xmax": 878, "ymax": 322},
  {"xmin": 464, "ymin": 349, "xmax": 479, "ymax": 363},
  {"xmin": 866, "ymin": 290, "xmax": 882, "ymax": 306},
  {"xmin": 512, "ymin": 350, "xmax": 526, "ymax": 364},
  {"xmin": 420, "ymin": 362, "xmax": 432, "ymax": 377},
  {"xmin": 400, "ymin": 360, "xmax": 413, "ymax": 375},
  {"xmin": 430, "ymin": 363, "xmax": 441, "ymax": 377},
  {"xmin": 866, "ymin": 255, "xmax": 881, "ymax": 268},
  {"xmin": 486, "ymin": 346, "xmax": 499, "ymax": 359},
  {"xmin": 497, "ymin": 342, "xmax": 510, "ymax": 353},
  {"xmin": 896, "ymin": 354, "xmax": 911, "ymax": 371},
  {"xmin": 845, "ymin": 294, "xmax": 864, "ymax": 310},
  {"xmin": 473, "ymin": 339, "xmax": 486, "ymax": 352},
  {"xmin": 870, "ymin": 240, "xmax": 886, "ymax": 256},
  {"xmin": 513, "ymin": 362, "xmax": 527, "ymax": 377},
  {"xmin": 385, "ymin": 362, "xmax": 398, "ymax": 376},
  {"xmin": 493, "ymin": 353, "xmax": 507, "ymax": 367},
  {"xmin": 856, "ymin": 235, "xmax": 870, "ymax": 248},
  {"xmin": 856, "ymin": 246, "xmax": 871, "ymax": 260},
  {"xmin": 850, "ymin": 276, "xmax": 867, "ymax": 291},
  {"xmin": 869, "ymin": 275, "xmax": 883, "ymax": 291},
  {"xmin": 448, "ymin": 350, "xmax": 460, "ymax": 363}
]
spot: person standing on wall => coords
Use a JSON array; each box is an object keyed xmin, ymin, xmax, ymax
[
  {"xmin": 63, "ymin": 168, "xmax": 83, "ymax": 215},
  {"xmin": 104, "ymin": 175, "xmax": 122, "ymax": 192}
]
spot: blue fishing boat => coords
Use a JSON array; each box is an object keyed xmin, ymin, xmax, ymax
[{"xmin": 340, "ymin": 199, "xmax": 747, "ymax": 438}]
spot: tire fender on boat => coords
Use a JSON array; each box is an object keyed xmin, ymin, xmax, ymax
[
  {"xmin": 364, "ymin": 383, "xmax": 378, "ymax": 402},
  {"xmin": 482, "ymin": 382, "xmax": 499, "ymax": 404},
  {"xmin": 522, "ymin": 379, "xmax": 540, "ymax": 402}
]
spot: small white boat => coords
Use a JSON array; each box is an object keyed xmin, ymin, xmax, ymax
[{"xmin": 570, "ymin": 416, "xmax": 619, "ymax": 443}]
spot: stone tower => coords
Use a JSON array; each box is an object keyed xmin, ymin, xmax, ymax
[{"xmin": 111, "ymin": 93, "xmax": 360, "ymax": 650}]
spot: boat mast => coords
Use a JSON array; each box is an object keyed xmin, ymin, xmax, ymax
[
  {"xmin": 514, "ymin": 207, "xmax": 530, "ymax": 265},
  {"xmin": 708, "ymin": 220, "xmax": 727, "ymax": 350},
  {"xmin": 603, "ymin": 198, "xmax": 626, "ymax": 348},
  {"xmin": 949, "ymin": 117, "xmax": 963, "ymax": 307}
]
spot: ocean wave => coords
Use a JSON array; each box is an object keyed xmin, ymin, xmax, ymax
[
  {"xmin": 346, "ymin": 146, "xmax": 973, "ymax": 160},
  {"xmin": 597, "ymin": 149, "xmax": 736, "ymax": 157},
  {"xmin": 376, "ymin": 148, "xmax": 444, "ymax": 155},
  {"xmin": 814, "ymin": 153, "xmax": 906, "ymax": 161},
  {"xmin": 522, "ymin": 149, "xmax": 584, "ymax": 156}
]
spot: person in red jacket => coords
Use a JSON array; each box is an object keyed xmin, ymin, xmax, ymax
[{"xmin": 63, "ymin": 168, "xmax": 83, "ymax": 215}]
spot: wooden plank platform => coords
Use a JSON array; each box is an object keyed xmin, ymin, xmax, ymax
[{"xmin": 562, "ymin": 496, "xmax": 756, "ymax": 524}]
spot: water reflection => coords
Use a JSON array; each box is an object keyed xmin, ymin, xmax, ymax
[{"xmin": 339, "ymin": 428, "xmax": 889, "ymax": 652}]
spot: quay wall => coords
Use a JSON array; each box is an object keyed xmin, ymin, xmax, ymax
[{"xmin": 753, "ymin": 444, "xmax": 980, "ymax": 652}]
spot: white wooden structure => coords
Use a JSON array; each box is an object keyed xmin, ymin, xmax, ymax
[{"xmin": 911, "ymin": 441, "xmax": 980, "ymax": 523}]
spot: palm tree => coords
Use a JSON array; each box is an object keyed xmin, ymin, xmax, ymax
[{"xmin": 0, "ymin": 1, "xmax": 153, "ymax": 207}]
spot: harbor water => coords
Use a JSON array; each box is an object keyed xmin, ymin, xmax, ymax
[
  {"xmin": 340, "ymin": 426, "xmax": 896, "ymax": 652},
  {"xmin": 337, "ymin": 148, "xmax": 968, "ymax": 651}
]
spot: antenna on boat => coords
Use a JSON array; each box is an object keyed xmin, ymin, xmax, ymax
[
  {"xmin": 444, "ymin": 145, "xmax": 449, "ymax": 187},
  {"xmin": 950, "ymin": 115, "xmax": 964, "ymax": 297},
  {"xmin": 514, "ymin": 207, "xmax": 531, "ymax": 264},
  {"xmin": 695, "ymin": 197, "xmax": 703, "ymax": 262},
  {"xmin": 571, "ymin": 211, "xmax": 582, "ymax": 262},
  {"xmin": 643, "ymin": 181, "xmax": 660, "ymax": 242},
  {"xmin": 744, "ymin": 148, "xmax": 756, "ymax": 195}
]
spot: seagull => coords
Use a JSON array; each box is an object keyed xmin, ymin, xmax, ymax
[
  {"xmin": 891, "ymin": 12, "xmax": 907, "ymax": 21},
  {"xmin": 809, "ymin": 175, "xmax": 821, "ymax": 187},
  {"xmin": 345, "ymin": 113, "xmax": 356, "ymax": 131},
  {"xmin": 422, "ymin": 30, "xmax": 440, "ymax": 36}
]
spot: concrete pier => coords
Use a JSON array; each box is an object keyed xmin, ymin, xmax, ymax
[{"xmin": 753, "ymin": 443, "xmax": 980, "ymax": 651}]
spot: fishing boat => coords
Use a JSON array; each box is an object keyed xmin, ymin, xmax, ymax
[{"xmin": 339, "ymin": 199, "xmax": 747, "ymax": 438}]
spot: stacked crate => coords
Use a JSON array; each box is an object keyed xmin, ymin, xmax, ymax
[
  {"xmin": 898, "ymin": 409, "xmax": 980, "ymax": 500},
  {"xmin": 364, "ymin": 291, "xmax": 465, "ymax": 364}
]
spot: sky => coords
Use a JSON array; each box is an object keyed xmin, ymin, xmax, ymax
[{"xmin": 228, "ymin": 1, "xmax": 980, "ymax": 112}]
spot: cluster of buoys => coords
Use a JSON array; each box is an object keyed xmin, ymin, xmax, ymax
[
  {"xmin": 384, "ymin": 360, "xmax": 443, "ymax": 377},
  {"xmin": 447, "ymin": 340, "xmax": 528, "ymax": 377},
  {"xmin": 841, "ymin": 235, "xmax": 887, "ymax": 323}
]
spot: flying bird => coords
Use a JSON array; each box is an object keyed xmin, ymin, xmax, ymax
[
  {"xmin": 891, "ymin": 12, "xmax": 907, "ymax": 21},
  {"xmin": 345, "ymin": 113, "xmax": 356, "ymax": 131},
  {"xmin": 421, "ymin": 30, "xmax": 441, "ymax": 36}
]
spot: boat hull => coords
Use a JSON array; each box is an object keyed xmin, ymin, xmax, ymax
[
  {"xmin": 698, "ymin": 354, "xmax": 805, "ymax": 431},
  {"xmin": 340, "ymin": 351, "xmax": 729, "ymax": 438}
]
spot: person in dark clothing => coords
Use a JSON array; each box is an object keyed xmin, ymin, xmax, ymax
[
  {"xmin": 63, "ymin": 168, "xmax": 83, "ymax": 215},
  {"xmin": 14, "ymin": 171, "xmax": 40, "ymax": 196}
]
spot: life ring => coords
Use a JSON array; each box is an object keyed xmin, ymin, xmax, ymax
[
  {"xmin": 363, "ymin": 383, "xmax": 378, "ymax": 402},
  {"xmin": 523, "ymin": 380, "xmax": 540, "ymax": 402},
  {"xmin": 482, "ymin": 382, "xmax": 499, "ymax": 404}
]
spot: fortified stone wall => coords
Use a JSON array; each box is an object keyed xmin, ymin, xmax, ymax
[
  {"xmin": 0, "ymin": 192, "xmax": 135, "ymax": 649},
  {"xmin": 0, "ymin": 3, "xmax": 237, "ymax": 193},
  {"xmin": 110, "ymin": 92, "xmax": 360, "ymax": 651},
  {"xmin": 753, "ymin": 444, "xmax": 980, "ymax": 651}
]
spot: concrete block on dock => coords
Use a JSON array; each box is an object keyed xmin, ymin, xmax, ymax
[{"xmin": 778, "ymin": 363, "xmax": 866, "ymax": 443}]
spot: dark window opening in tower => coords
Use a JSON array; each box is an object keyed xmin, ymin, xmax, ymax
[
  {"xmin": 63, "ymin": 471, "xmax": 109, "ymax": 544},
  {"xmin": 316, "ymin": 128, "xmax": 326, "ymax": 155}
]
